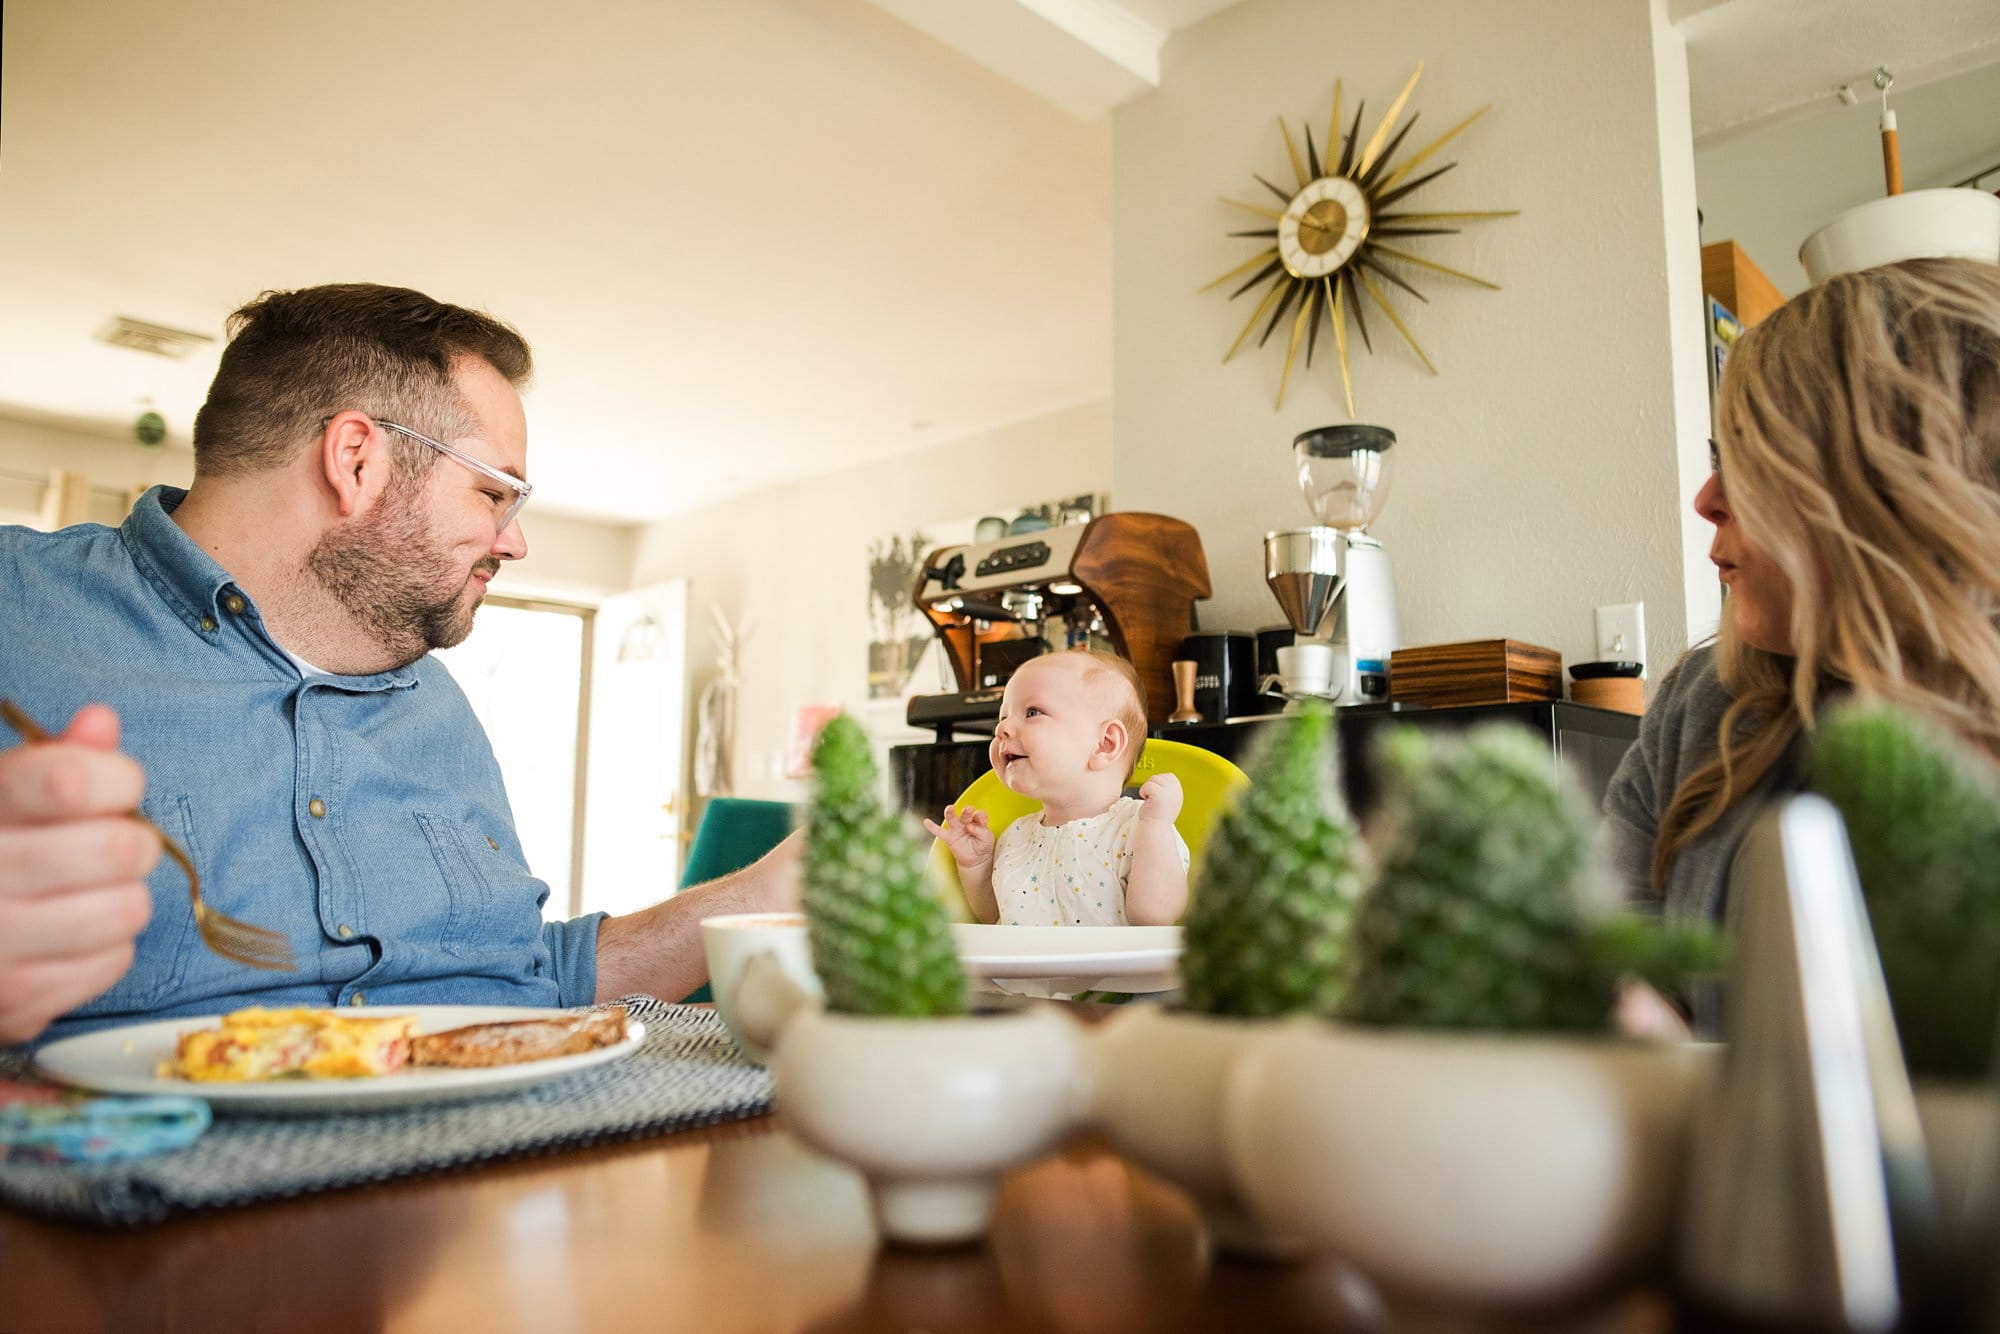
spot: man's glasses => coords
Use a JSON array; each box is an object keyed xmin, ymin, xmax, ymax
[{"xmin": 368, "ymin": 417, "xmax": 531, "ymax": 532}]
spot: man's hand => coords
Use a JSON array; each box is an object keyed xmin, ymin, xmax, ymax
[
  {"xmin": 1136, "ymin": 773, "xmax": 1184, "ymax": 825},
  {"xmin": 0, "ymin": 704, "xmax": 156, "ymax": 1043},
  {"xmin": 923, "ymin": 804, "xmax": 994, "ymax": 870}
]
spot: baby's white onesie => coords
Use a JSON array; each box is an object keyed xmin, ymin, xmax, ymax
[{"xmin": 990, "ymin": 796, "xmax": 1191, "ymax": 926}]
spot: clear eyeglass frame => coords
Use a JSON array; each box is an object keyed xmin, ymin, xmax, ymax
[
  {"xmin": 375, "ymin": 418, "xmax": 531, "ymax": 531},
  {"xmin": 325, "ymin": 413, "xmax": 531, "ymax": 531}
]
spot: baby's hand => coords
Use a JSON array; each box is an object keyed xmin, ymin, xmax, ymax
[
  {"xmin": 1137, "ymin": 773, "xmax": 1183, "ymax": 824},
  {"xmin": 923, "ymin": 804, "xmax": 995, "ymax": 868}
]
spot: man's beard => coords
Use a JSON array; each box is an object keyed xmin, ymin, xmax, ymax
[{"xmin": 306, "ymin": 481, "xmax": 499, "ymax": 668}]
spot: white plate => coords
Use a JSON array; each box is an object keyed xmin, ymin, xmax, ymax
[
  {"xmin": 34, "ymin": 1005, "xmax": 646, "ymax": 1114},
  {"xmin": 949, "ymin": 924, "xmax": 1182, "ymax": 993}
]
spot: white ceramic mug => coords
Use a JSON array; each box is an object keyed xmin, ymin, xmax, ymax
[
  {"xmin": 1274, "ymin": 641, "xmax": 1335, "ymax": 696},
  {"xmin": 700, "ymin": 912, "xmax": 824, "ymax": 1062}
]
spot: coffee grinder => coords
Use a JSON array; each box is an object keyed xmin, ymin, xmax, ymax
[{"xmin": 1263, "ymin": 424, "xmax": 1402, "ymax": 706}]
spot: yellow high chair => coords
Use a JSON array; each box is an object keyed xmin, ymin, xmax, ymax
[{"xmin": 926, "ymin": 737, "xmax": 1250, "ymax": 921}]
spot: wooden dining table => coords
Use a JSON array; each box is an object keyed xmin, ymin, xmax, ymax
[{"xmin": 0, "ymin": 1105, "xmax": 1678, "ymax": 1334}]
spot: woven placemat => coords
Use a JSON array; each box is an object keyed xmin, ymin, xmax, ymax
[{"xmin": 0, "ymin": 997, "xmax": 770, "ymax": 1226}]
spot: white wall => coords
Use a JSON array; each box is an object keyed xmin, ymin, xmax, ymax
[
  {"xmin": 629, "ymin": 398, "xmax": 1113, "ymax": 803},
  {"xmin": 0, "ymin": 410, "xmax": 638, "ymax": 600},
  {"xmin": 0, "ymin": 413, "xmax": 192, "ymax": 524},
  {"xmin": 1112, "ymin": 0, "xmax": 1717, "ymax": 675},
  {"xmin": 1696, "ymin": 59, "xmax": 2000, "ymax": 300},
  {"xmin": 489, "ymin": 510, "xmax": 638, "ymax": 605}
]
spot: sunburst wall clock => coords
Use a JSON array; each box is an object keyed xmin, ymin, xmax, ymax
[{"xmin": 1202, "ymin": 63, "xmax": 1517, "ymax": 412}]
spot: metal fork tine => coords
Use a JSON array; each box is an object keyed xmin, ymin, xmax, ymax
[{"xmin": 1, "ymin": 698, "xmax": 297, "ymax": 973}]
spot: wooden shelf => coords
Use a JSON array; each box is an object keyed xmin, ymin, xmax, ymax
[{"xmin": 1702, "ymin": 240, "xmax": 1784, "ymax": 326}]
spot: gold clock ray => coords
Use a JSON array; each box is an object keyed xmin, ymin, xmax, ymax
[{"xmin": 1201, "ymin": 64, "xmax": 1518, "ymax": 413}]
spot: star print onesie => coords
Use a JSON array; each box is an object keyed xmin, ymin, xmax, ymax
[{"xmin": 989, "ymin": 796, "xmax": 1191, "ymax": 926}]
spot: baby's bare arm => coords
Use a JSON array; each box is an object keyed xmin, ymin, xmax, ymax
[
  {"xmin": 1124, "ymin": 822, "xmax": 1188, "ymax": 925},
  {"xmin": 925, "ymin": 806, "xmax": 1000, "ymax": 923},
  {"xmin": 961, "ymin": 857, "xmax": 1000, "ymax": 924}
]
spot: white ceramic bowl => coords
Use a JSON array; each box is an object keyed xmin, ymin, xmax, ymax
[
  {"xmin": 1223, "ymin": 1021, "xmax": 1718, "ymax": 1307},
  {"xmin": 1799, "ymin": 188, "xmax": 2000, "ymax": 285},
  {"xmin": 1088, "ymin": 1006, "xmax": 1305, "ymax": 1258},
  {"xmin": 773, "ymin": 1004, "xmax": 1087, "ymax": 1245}
]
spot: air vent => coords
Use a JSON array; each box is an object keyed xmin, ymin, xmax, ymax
[{"xmin": 94, "ymin": 316, "xmax": 216, "ymax": 361}]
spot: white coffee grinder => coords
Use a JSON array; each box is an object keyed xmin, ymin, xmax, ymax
[{"xmin": 1263, "ymin": 424, "xmax": 1402, "ymax": 707}]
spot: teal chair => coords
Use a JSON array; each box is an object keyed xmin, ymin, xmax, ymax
[{"xmin": 675, "ymin": 797, "xmax": 796, "ymax": 1003}]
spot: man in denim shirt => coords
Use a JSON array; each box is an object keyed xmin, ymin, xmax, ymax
[{"xmin": 0, "ymin": 284, "xmax": 799, "ymax": 1043}]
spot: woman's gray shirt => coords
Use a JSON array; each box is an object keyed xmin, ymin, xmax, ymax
[{"xmin": 1600, "ymin": 645, "xmax": 1797, "ymax": 927}]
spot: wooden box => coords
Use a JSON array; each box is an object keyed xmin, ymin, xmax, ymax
[{"xmin": 1389, "ymin": 639, "xmax": 1562, "ymax": 709}]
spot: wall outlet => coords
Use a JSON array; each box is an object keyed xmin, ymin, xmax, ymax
[{"xmin": 1595, "ymin": 602, "xmax": 1646, "ymax": 671}]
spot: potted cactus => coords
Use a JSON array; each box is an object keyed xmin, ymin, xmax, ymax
[
  {"xmin": 1224, "ymin": 722, "xmax": 1722, "ymax": 1307},
  {"xmin": 772, "ymin": 713, "xmax": 1086, "ymax": 1246},
  {"xmin": 1809, "ymin": 703, "xmax": 2000, "ymax": 1248},
  {"xmin": 1090, "ymin": 703, "xmax": 1367, "ymax": 1257}
]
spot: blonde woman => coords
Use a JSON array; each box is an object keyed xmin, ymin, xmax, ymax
[{"xmin": 1603, "ymin": 257, "xmax": 2000, "ymax": 940}]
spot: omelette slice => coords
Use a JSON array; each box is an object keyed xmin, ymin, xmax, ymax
[{"xmin": 163, "ymin": 1007, "xmax": 417, "ymax": 1082}]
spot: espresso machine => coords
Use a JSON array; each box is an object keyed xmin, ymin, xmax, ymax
[
  {"xmin": 903, "ymin": 512, "xmax": 1212, "ymax": 740},
  {"xmin": 1263, "ymin": 424, "xmax": 1402, "ymax": 706}
]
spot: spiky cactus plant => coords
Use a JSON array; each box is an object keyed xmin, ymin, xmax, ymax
[
  {"xmin": 1179, "ymin": 703, "xmax": 1368, "ymax": 1018},
  {"xmin": 802, "ymin": 713, "xmax": 967, "ymax": 1017},
  {"xmin": 1810, "ymin": 703, "xmax": 2000, "ymax": 1078},
  {"xmin": 1341, "ymin": 723, "xmax": 1720, "ymax": 1034}
]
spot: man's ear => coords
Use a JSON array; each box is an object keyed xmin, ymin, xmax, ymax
[
  {"xmin": 319, "ymin": 411, "xmax": 395, "ymax": 519},
  {"xmin": 1089, "ymin": 719, "xmax": 1129, "ymax": 772}
]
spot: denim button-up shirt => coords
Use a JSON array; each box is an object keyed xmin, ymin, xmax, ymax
[{"xmin": 3, "ymin": 488, "xmax": 601, "ymax": 1040}]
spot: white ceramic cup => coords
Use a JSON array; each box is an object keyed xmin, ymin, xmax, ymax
[
  {"xmin": 1274, "ymin": 641, "xmax": 1335, "ymax": 696},
  {"xmin": 700, "ymin": 912, "xmax": 824, "ymax": 1062}
]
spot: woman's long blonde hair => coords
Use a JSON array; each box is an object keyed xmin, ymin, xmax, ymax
[{"xmin": 1653, "ymin": 257, "xmax": 2000, "ymax": 891}]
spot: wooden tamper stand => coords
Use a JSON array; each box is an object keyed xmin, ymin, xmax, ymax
[
  {"xmin": 1569, "ymin": 660, "xmax": 1643, "ymax": 714},
  {"xmin": 1168, "ymin": 660, "xmax": 1203, "ymax": 724}
]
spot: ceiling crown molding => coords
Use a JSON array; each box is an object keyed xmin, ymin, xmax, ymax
[{"xmin": 867, "ymin": 0, "xmax": 1182, "ymax": 120}]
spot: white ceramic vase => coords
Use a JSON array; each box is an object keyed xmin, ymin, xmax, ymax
[
  {"xmin": 1088, "ymin": 1005, "xmax": 1306, "ymax": 1259},
  {"xmin": 772, "ymin": 1004, "xmax": 1087, "ymax": 1245},
  {"xmin": 1223, "ymin": 1021, "xmax": 1718, "ymax": 1308}
]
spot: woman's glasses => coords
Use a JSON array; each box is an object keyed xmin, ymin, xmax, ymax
[{"xmin": 1708, "ymin": 438, "xmax": 1724, "ymax": 491}]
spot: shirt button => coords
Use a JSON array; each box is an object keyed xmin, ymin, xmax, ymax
[
  {"xmin": 349, "ymin": 993, "xmax": 366, "ymax": 1007},
  {"xmin": 486, "ymin": 836, "xmax": 499, "ymax": 850},
  {"xmin": 337, "ymin": 924, "xmax": 354, "ymax": 939},
  {"xmin": 308, "ymin": 798, "xmax": 327, "ymax": 819},
  {"xmin": 199, "ymin": 616, "xmax": 217, "ymax": 632},
  {"xmin": 223, "ymin": 593, "xmax": 247, "ymax": 615}
]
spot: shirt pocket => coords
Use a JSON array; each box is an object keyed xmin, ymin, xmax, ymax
[
  {"xmin": 67, "ymin": 794, "xmax": 202, "ymax": 1018},
  {"xmin": 414, "ymin": 813, "xmax": 543, "ymax": 960}
]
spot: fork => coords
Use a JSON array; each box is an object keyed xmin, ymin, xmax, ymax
[{"xmin": 0, "ymin": 699, "xmax": 297, "ymax": 973}]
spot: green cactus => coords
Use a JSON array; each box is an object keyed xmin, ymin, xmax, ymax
[
  {"xmin": 801, "ymin": 713, "xmax": 967, "ymax": 1017},
  {"xmin": 1341, "ymin": 723, "xmax": 1720, "ymax": 1034},
  {"xmin": 1810, "ymin": 703, "xmax": 2000, "ymax": 1078},
  {"xmin": 1179, "ymin": 703, "xmax": 1367, "ymax": 1018}
]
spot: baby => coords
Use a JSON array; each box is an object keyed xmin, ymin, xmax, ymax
[{"xmin": 926, "ymin": 649, "xmax": 1190, "ymax": 926}]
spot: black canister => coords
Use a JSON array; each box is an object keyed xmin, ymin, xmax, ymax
[{"xmin": 1177, "ymin": 632, "xmax": 1260, "ymax": 723}]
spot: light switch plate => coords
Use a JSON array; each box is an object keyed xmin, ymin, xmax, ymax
[{"xmin": 1595, "ymin": 602, "xmax": 1646, "ymax": 671}]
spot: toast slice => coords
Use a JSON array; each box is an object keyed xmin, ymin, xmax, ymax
[{"xmin": 408, "ymin": 1006, "xmax": 630, "ymax": 1069}]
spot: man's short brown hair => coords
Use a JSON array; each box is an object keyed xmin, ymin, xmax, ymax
[{"xmin": 191, "ymin": 283, "xmax": 533, "ymax": 478}]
